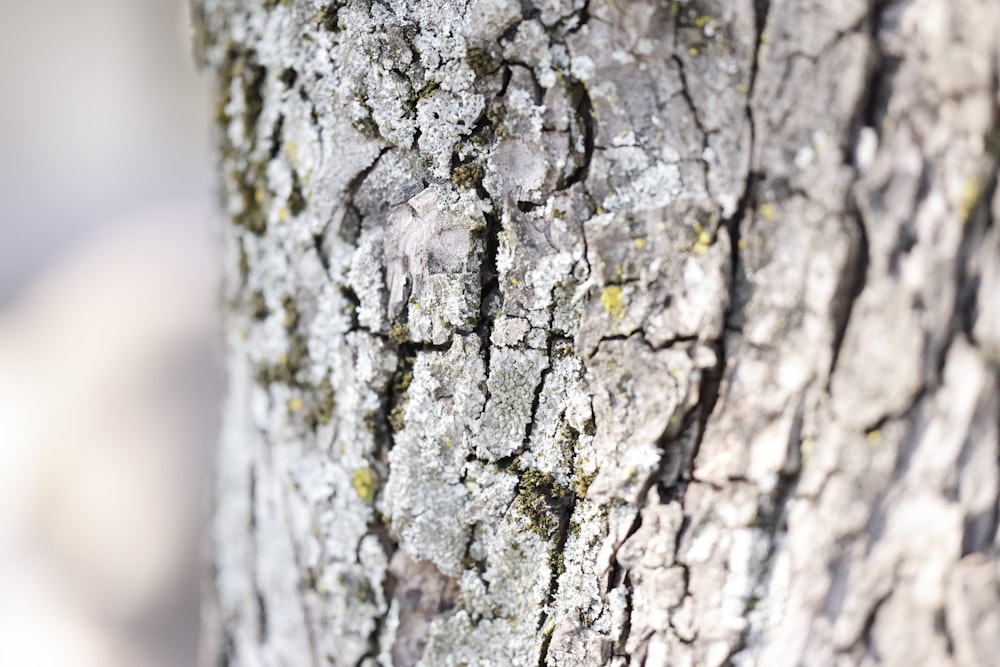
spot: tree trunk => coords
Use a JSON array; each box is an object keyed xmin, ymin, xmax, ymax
[{"xmin": 194, "ymin": 0, "xmax": 1000, "ymax": 665}]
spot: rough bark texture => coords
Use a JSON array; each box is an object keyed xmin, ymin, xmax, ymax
[{"xmin": 196, "ymin": 0, "xmax": 1000, "ymax": 665}]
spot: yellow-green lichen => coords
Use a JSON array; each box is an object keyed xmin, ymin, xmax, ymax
[
  {"xmin": 692, "ymin": 223, "xmax": 712, "ymax": 254},
  {"xmin": 801, "ymin": 437, "xmax": 815, "ymax": 464},
  {"xmin": 601, "ymin": 285, "xmax": 625, "ymax": 321},
  {"xmin": 352, "ymin": 467, "xmax": 376, "ymax": 501},
  {"xmin": 957, "ymin": 178, "xmax": 981, "ymax": 221},
  {"xmin": 284, "ymin": 140, "xmax": 299, "ymax": 164}
]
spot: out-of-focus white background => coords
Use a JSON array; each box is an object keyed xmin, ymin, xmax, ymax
[{"xmin": 0, "ymin": 1, "xmax": 218, "ymax": 665}]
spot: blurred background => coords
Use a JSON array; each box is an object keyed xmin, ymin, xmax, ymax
[{"xmin": 0, "ymin": 1, "xmax": 218, "ymax": 665}]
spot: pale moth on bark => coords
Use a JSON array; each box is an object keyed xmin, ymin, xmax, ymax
[{"xmin": 194, "ymin": 0, "xmax": 1000, "ymax": 665}]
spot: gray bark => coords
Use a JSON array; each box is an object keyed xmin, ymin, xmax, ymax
[{"xmin": 195, "ymin": 0, "xmax": 1000, "ymax": 665}]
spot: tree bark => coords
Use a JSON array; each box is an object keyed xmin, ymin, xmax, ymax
[{"xmin": 195, "ymin": 0, "xmax": 1000, "ymax": 665}]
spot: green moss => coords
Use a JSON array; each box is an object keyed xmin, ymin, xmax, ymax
[
  {"xmin": 216, "ymin": 65, "xmax": 268, "ymax": 235},
  {"xmin": 256, "ymin": 332, "xmax": 308, "ymax": 385},
  {"xmin": 522, "ymin": 469, "xmax": 572, "ymax": 500},
  {"xmin": 351, "ymin": 116, "xmax": 382, "ymax": 139},
  {"xmin": 312, "ymin": 376, "xmax": 335, "ymax": 426},
  {"xmin": 282, "ymin": 295, "xmax": 300, "ymax": 330},
  {"xmin": 243, "ymin": 62, "xmax": 267, "ymax": 140},
  {"xmin": 514, "ymin": 491, "xmax": 557, "ymax": 537},
  {"xmin": 363, "ymin": 410, "xmax": 381, "ymax": 435},
  {"xmin": 388, "ymin": 402, "xmax": 407, "ymax": 433},
  {"xmin": 279, "ymin": 67, "xmax": 298, "ymax": 89},
  {"xmin": 394, "ymin": 368, "xmax": 414, "ymax": 396},
  {"xmin": 231, "ymin": 163, "xmax": 269, "ymax": 235},
  {"xmin": 215, "ymin": 49, "xmax": 272, "ymax": 237},
  {"xmin": 389, "ymin": 322, "xmax": 409, "ymax": 344},
  {"xmin": 288, "ymin": 170, "xmax": 307, "ymax": 217},
  {"xmin": 464, "ymin": 47, "xmax": 500, "ymax": 77},
  {"xmin": 237, "ymin": 238, "xmax": 250, "ymax": 281},
  {"xmin": 551, "ymin": 339, "xmax": 575, "ymax": 360},
  {"xmin": 485, "ymin": 101, "xmax": 505, "ymax": 127},
  {"xmin": 302, "ymin": 567, "xmax": 317, "ymax": 591},
  {"xmin": 515, "ymin": 468, "xmax": 574, "ymax": 538},
  {"xmin": 388, "ymin": 355, "xmax": 415, "ymax": 433},
  {"xmin": 413, "ymin": 81, "xmax": 440, "ymax": 104},
  {"xmin": 287, "ymin": 334, "xmax": 308, "ymax": 376},
  {"xmin": 451, "ymin": 162, "xmax": 484, "ymax": 189},
  {"xmin": 546, "ymin": 546, "xmax": 565, "ymax": 580},
  {"xmin": 214, "ymin": 49, "xmax": 238, "ymax": 125},
  {"xmin": 572, "ymin": 469, "xmax": 596, "ymax": 498},
  {"xmin": 250, "ymin": 290, "xmax": 269, "ymax": 320},
  {"xmin": 319, "ymin": 1, "xmax": 345, "ymax": 32}
]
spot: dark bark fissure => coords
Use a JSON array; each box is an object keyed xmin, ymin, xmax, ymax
[
  {"xmin": 706, "ymin": 1, "xmax": 779, "ymax": 661},
  {"xmin": 830, "ymin": 2, "xmax": 892, "ymax": 384},
  {"xmin": 478, "ymin": 208, "xmax": 503, "ymax": 380},
  {"xmin": 600, "ymin": 0, "xmax": 779, "ymax": 659},
  {"xmin": 248, "ymin": 465, "xmax": 265, "ymax": 648},
  {"xmin": 608, "ymin": 408, "xmax": 703, "ymax": 659},
  {"xmin": 946, "ymin": 97, "xmax": 1000, "ymax": 364},
  {"xmin": 532, "ymin": 335, "xmax": 580, "ymax": 667},
  {"xmin": 562, "ymin": 78, "xmax": 595, "ymax": 192},
  {"xmin": 315, "ymin": 147, "xmax": 390, "ymax": 277},
  {"xmin": 284, "ymin": 492, "xmax": 322, "ymax": 667}
]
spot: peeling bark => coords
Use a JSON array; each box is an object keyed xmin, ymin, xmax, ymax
[{"xmin": 197, "ymin": 1, "xmax": 1000, "ymax": 665}]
